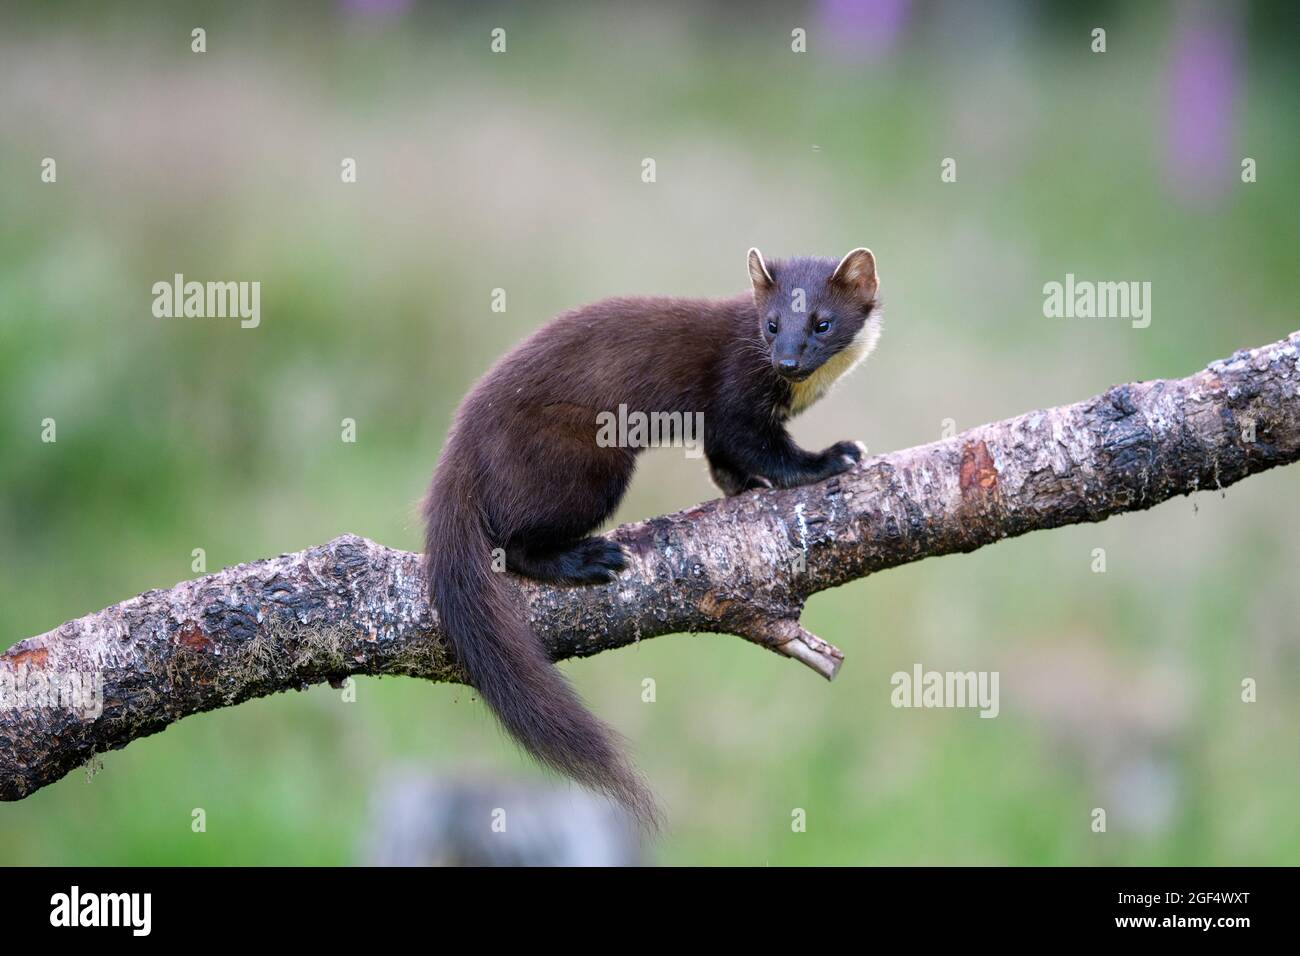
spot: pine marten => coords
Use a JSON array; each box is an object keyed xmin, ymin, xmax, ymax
[{"xmin": 423, "ymin": 247, "xmax": 882, "ymax": 828}]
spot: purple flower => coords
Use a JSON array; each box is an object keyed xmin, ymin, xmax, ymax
[
  {"xmin": 1164, "ymin": 2, "xmax": 1243, "ymax": 206},
  {"xmin": 341, "ymin": 0, "xmax": 413, "ymax": 16},
  {"xmin": 818, "ymin": 0, "xmax": 912, "ymax": 61}
]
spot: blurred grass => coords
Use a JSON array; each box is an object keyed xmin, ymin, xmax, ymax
[{"xmin": 1, "ymin": 1, "xmax": 1298, "ymax": 864}]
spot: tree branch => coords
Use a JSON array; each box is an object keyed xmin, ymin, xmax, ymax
[{"xmin": 4, "ymin": 331, "xmax": 1300, "ymax": 800}]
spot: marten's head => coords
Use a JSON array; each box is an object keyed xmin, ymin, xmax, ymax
[{"xmin": 746, "ymin": 247, "xmax": 882, "ymax": 389}]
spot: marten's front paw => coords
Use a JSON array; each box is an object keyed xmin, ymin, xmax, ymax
[{"xmin": 823, "ymin": 440, "xmax": 865, "ymax": 474}]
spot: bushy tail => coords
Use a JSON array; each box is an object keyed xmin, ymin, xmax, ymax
[{"xmin": 424, "ymin": 480, "xmax": 660, "ymax": 831}]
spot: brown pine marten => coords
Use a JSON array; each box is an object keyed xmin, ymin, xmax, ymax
[{"xmin": 423, "ymin": 247, "xmax": 882, "ymax": 828}]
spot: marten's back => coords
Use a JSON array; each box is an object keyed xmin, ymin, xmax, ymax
[{"xmin": 465, "ymin": 293, "xmax": 755, "ymax": 421}]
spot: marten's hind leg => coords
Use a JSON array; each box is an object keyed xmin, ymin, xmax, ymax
[
  {"xmin": 507, "ymin": 536, "xmax": 627, "ymax": 585},
  {"xmin": 498, "ymin": 410, "xmax": 634, "ymax": 586}
]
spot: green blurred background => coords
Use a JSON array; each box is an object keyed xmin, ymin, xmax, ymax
[{"xmin": 2, "ymin": 0, "xmax": 1298, "ymax": 865}]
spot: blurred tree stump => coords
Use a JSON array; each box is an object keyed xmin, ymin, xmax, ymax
[{"xmin": 363, "ymin": 769, "xmax": 640, "ymax": 866}]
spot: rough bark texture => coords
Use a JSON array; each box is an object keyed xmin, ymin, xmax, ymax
[{"xmin": 3, "ymin": 331, "xmax": 1299, "ymax": 800}]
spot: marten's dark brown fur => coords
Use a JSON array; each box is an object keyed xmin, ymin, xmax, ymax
[{"xmin": 423, "ymin": 248, "xmax": 882, "ymax": 828}]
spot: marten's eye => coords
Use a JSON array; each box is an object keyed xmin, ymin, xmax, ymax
[
  {"xmin": 814, "ymin": 317, "xmax": 832, "ymax": 334},
  {"xmin": 767, "ymin": 318, "xmax": 778, "ymax": 335}
]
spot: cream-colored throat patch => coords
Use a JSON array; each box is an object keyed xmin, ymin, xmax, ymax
[{"xmin": 787, "ymin": 312, "xmax": 882, "ymax": 416}]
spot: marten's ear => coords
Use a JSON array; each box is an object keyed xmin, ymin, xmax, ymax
[
  {"xmin": 831, "ymin": 247, "xmax": 878, "ymax": 303},
  {"xmin": 747, "ymin": 247, "xmax": 775, "ymax": 295}
]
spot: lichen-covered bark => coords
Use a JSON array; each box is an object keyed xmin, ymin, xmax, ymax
[{"xmin": 3, "ymin": 331, "xmax": 1299, "ymax": 800}]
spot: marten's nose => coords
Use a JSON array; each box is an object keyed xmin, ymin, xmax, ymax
[{"xmin": 778, "ymin": 358, "xmax": 799, "ymax": 372}]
